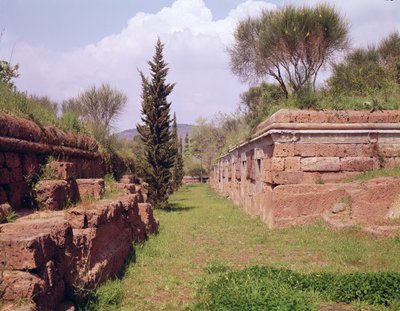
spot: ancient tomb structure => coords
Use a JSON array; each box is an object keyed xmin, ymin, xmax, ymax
[
  {"xmin": 0, "ymin": 112, "xmax": 159, "ymax": 310},
  {"xmin": 210, "ymin": 109, "xmax": 400, "ymax": 231}
]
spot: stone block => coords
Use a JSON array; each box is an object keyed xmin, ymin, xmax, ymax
[
  {"xmin": 348, "ymin": 110, "xmax": 369, "ymax": 123},
  {"xmin": 384, "ymin": 157, "xmax": 400, "ymax": 169},
  {"xmin": 294, "ymin": 143, "xmax": 316, "ymax": 157},
  {"xmin": 357, "ymin": 144, "xmax": 376, "ymax": 157},
  {"xmin": 273, "ymin": 143, "xmax": 295, "ymax": 157},
  {"xmin": 285, "ymin": 157, "xmax": 301, "ymax": 171},
  {"xmin": 301, "ymin": 157, "xmax": 341, "ymax": 172},
  {"xmin": 315, "ymin": 144, "xmax": 340, "ymax": 157},
  {"xmin": 0, "ymin": 218, "xmax": 72, "ymax": 270},
  {"xmin": 8, "ymin": 167, "xmax": 23, "ymax": 183},
  {"xmin": 327, "ymin": 110, "xmax": 348, "ymax": 123},
  {"xmin": 379, "ymin": 144, "xmax": 400, "ymax": 157},
  {"xmin": 271, "ymin": 171, "xmax": 303, "ymax": 185},
  {"xmin": 271, "ymin": 157, "xmax": 285, "ymax": 171},
  {"xmin": 138, "ymin": 202, "xmax": 159, "ymax": 234},
  {"xmin": 341, "ymin": 157, "xmax": 374, "ymax": 171},
  {"xmin": 47, "ymin": 161, "xmax": 77, "ymax": 180},
  {"xmin": 76, "ymin": 178, "xmax": 105, "ymax": 200},
  {"xmin": 0, "ymin": 271, "xmax": 46, "ymax": 302},
  {"xmin": 0, "ymin": 167, "xmax": 10, "ymax": 184},
  {"xmin": 35, "ymin": 180, "xmax": 71, "ymax": 210},
  {"xmin": 302, "ymin": 172, "xmax": 321, "ymax": 184},
  {"xmin": 9, "ymin": 182, "xmax": 27, "ymax": 209},
  {"xmin": 290, "ymin": 110, "xmax": 310, "ymax": 123},
  {"xmin": 368, "ymin": 110, "xmax": 399, "ymax": 123},
  {"xmin": 4, "ymin": 153, "xmax": 21, "ymax": 169},
  {"xmin": 308, "ymin": 111, "xmax": 329, "ymax": 123}
]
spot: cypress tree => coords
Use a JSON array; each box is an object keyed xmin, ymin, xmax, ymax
[
  {"xmin": 137, "ymin": 39, "xmax": 175, "ymax": 209},
  {"xmin": 171, "ymin": 113, "xmax": 184, "ymax": 191},
  {"xmin": 184, "ymin": 132, "xmax": 190, "ymax": 157}
]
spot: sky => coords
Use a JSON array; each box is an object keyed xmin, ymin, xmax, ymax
[{"xmin": 0, "ymin": 0, "xmax": 399, "ymax": 132}]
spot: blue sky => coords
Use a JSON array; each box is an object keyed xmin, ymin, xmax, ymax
[{"xmin": 0, "ymin": 0, "xmax": 399, "ymax": 131}]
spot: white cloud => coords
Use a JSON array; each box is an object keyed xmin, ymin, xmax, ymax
[{"xmin": 3, "ymin": 0, "xmax": 275, "ymax": 131}]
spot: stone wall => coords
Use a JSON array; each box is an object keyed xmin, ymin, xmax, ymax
[
  {"xmin": 0, "ymin": 186, "xmax": 158, "ymax": 310},
  {"xmin": 210, "ymin": 109, "xmax": 400, "ymax": 229},
  {"xmin": 0, "ymin": 112, "xmax": 106, "ymax": 210}
]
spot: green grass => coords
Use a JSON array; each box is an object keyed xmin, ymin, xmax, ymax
[
  {"xmin": 347, "ymin": 167, "xmax": 400, "ymax": 183},
  {"xmin": 85, "ymin": 184, "xmax": 400, "ymax": 310}
]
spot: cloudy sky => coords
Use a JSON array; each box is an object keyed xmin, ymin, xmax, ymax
[{"xmin": 0, "ymin": 0, "xmax": 399, "ymax": 131}]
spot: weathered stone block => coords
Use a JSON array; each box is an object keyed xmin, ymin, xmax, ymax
[
  {"xmin": 273, "ymin": 143, "xmax": 295, "ymax": 157},
  {"xmin": 348, "ymin": 110, "xmax": 369, "ymax": 123},
  {"xmin": 301, "ymin": 157, "xmax": 341, "ymax": 172},
  {"xmin": 271, "ymin": 157, "xmax": 285, "ymax": 171},
  {"xmin": 138, "ymin": 203, "xmax": 159, "ymax": 234},
  {"xmin": 285, "ymin": 157, "xmax": 301, "ymax": 171},
  {"xmin": 0, "ymin": 271, "xmax": 46, "ymax": 302},
  {"xmin": 8, "ymin": 167, "xmax": 23, "ymax": 183},
  {"xmin": 271, "ymin": 171, "xmax": 303, "ymax": 184},
  {"xmin": 384, "ymin": 157, "xmax": 400, "ymax": 169},
  {"xmin": 294, "ymin": 143, "xmax": 316, "ymax": 157},
  {"xmin": 47, "ymin": 161, "xmax": 77, "ymax": 180},
  {"xmin": 379, "ymin": 144, "xmax": 400, "ymax": 157},
  {"xmin": 35, "ymin": 180, "xmax": 72, "ymax": 210},
  {"xmin": 9, "ymin": 182, "xmax": 27, "ymax": 209},
  {"xmin": 290, "ymin": 110, "xmax": 310, "ymax": 123},
  {"xmin": 309, "ymin": 111, "xmax": 329, "ymax": 123},
  {"xmin": 4, "ymin": 153, "xmax": 21, "ymax": 169},
  {"xmin": 0, "ymin": 167, "xmax": 10, "ymax": 184},
  {"xmin": 368, "ymin": 110, "xmax": 399, "ymax": 123},
  {"xmin": 341, "ymin": 157, "xmax": 374, "ymax": 171},
  {"xmin": 0, "ymin": 218, "xmax": 72, "ymax": 270},
  {"xmin": 327, "ymin": 110, "xmax": 348, "ymax": 123},
  {"xmin": 76, "ymin": 179, "xmax": 105, "ymax": 200}
]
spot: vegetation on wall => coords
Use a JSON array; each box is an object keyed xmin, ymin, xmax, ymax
[{"xmin": 229, "ymin": 4, "xmax": 349, "ymax": 97}]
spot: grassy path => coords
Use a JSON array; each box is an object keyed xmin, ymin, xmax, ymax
[{"xmin": 90, "ymin": 184, "xmax": 400, "ymax": 310}]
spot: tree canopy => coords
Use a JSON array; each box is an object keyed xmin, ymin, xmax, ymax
[{"xmin": 229, "ymin": 4, "xmax": 349, "ymax": 97}]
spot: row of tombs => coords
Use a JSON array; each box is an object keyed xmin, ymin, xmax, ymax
[
  {"xmin": 210, "ymin": 109, "xmax": 400, "ymax": 234},
  {"xmin": 0, "ymin": 112, "xmax": 159, "ymax": 310}
]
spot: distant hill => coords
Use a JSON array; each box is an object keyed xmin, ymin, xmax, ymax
[{"xmin": 117, "ymin": 123, "xmax": 193, "ymax": 140}]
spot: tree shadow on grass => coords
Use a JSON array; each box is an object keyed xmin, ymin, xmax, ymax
[{"xmin": 160, "ymin": 202, "xmax": 197, "ymax": 213}]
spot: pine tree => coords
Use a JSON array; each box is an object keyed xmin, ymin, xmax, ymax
[
  {"xmin": 171, "ymin": 113, "xmax": 184, "ymax": 191},
  {"xmin": 137, "ymin": 39, "xmax": 175, "ymax": 209}
]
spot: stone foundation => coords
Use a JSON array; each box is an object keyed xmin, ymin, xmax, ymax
[
  {"xmin": 210, "ymin": 109, "xmax": 400, "ymax": 231},
  {"xmin": 0, "ymin": 193, "xmax": 158, "ymax": 310}
]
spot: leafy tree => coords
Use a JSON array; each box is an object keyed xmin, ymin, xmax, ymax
[
  {"xmin": 171, "ymin": 113, "xmax": 184, "ymax": 191},
  {"xmin": 240, "ymin": 82, "xmax": 286, "ymax": 125},
  {"xmin": 0, "ymin": 60, "xmax": 19, "ymax": 88},
  {"xmin": 229, "ymin": 4, "xmax": 349, "ymax": 96},
  {"xmin": 328, "ymin": 47, "xmax": 390, "ymax": 96},
  {"xmin": 137, "ymin": 39, "xmax": 175, "ymax": 209},
  {"xmin": 378, "ymin": 31, "xmax": 400, "ymax": 84},
  {"xmin": 63, "ymin": 83, "xmax": 127, "ymax": 143}
]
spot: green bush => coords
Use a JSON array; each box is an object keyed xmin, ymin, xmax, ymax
[{"xmin": 193, "ymin": 266, "xmax": 400, "ymax": 310}]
